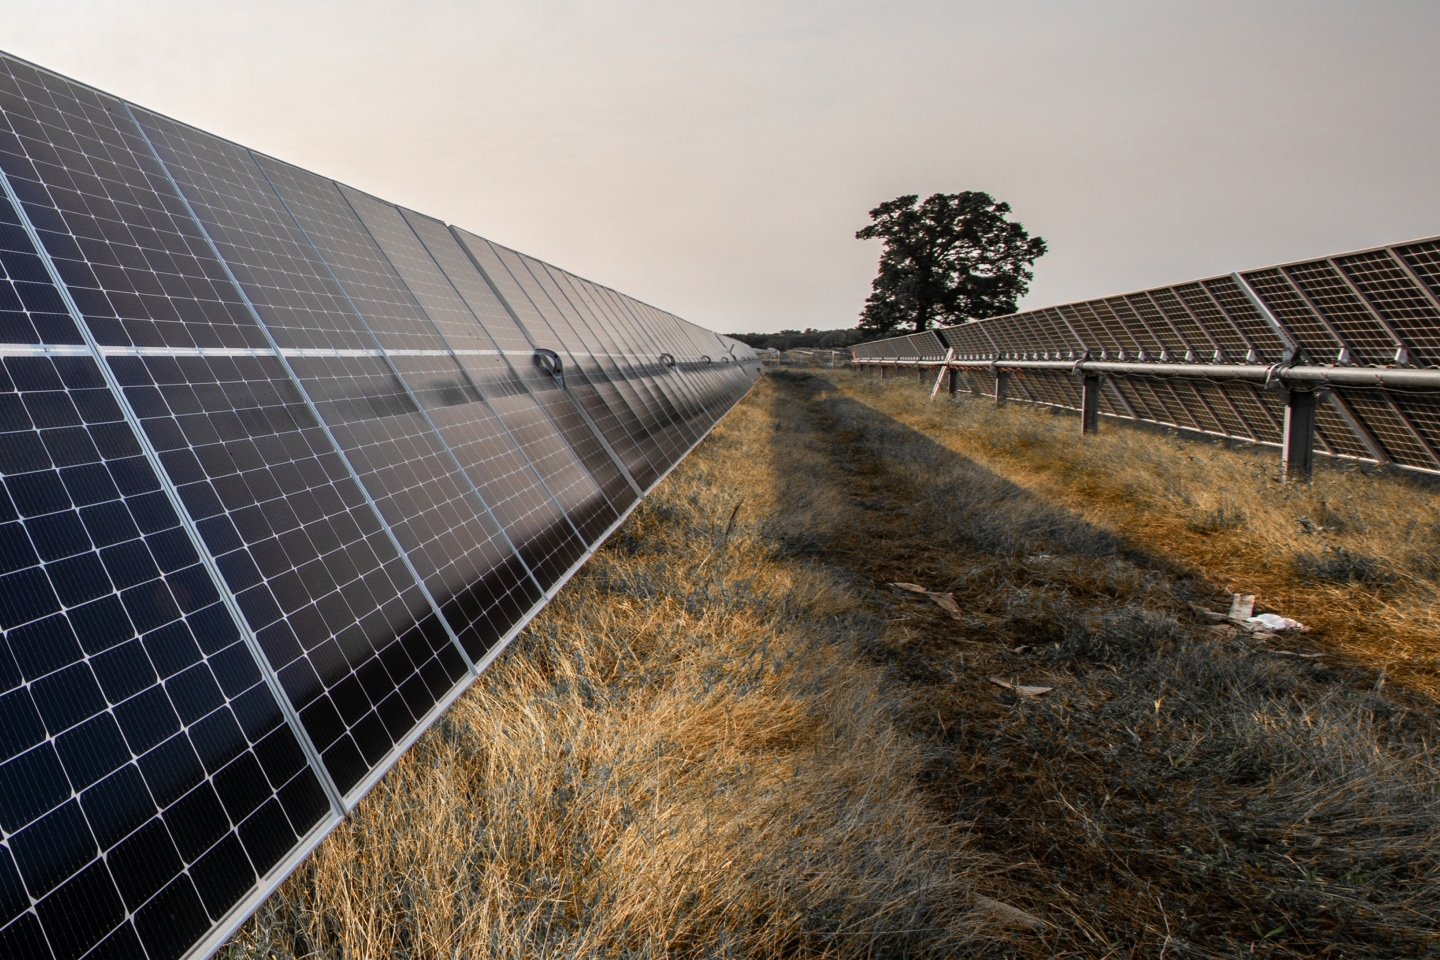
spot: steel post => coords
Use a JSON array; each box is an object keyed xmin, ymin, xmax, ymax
[
  {"xmin": 1081, "ymin": 374, "xmax": 1102, "ymax": 435},
  {"xmin": 1282, "ymin": 389, "xmax": 1318, "ymax": 481}
]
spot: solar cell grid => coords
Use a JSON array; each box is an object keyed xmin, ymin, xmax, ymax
[
  {"xmin": 1103, "ymin": 378, "xmax": 1149, "ymax": 421},
  {"xmin": 1201, "ymin": 276, "xmax": 1288, "ymax": 362},
  {"xmin": 1174, "ymin": 283, "xmax": 1254, "ymax": 362},
  {"xmin": 1152, "ymin": 379, "xmax": 1210, "ymax": 434},
  {"xmin": 1122, "ymin": 293, "xmax": 1190, "ymax": 360},
  {"xmin": 1066, "ymin": 302, "xmax": 1126, "ymax": 357},
  {"xmin": 129, "ymin": 108, "xmax": 376, "ymax": 352},
  {"xmin": 1099, "ymin": 380, "xmax": 1129, "ymax": 418},
  {"xmin": 1241, "ymin": 269, "xmax": 1347, "ymax": 364},
  {"xmin": 1280, "ymin": 261, "xmax": 1404, "ymax": 366},
  {"xmin": 330, "ymin": 190, "xmax": 596, "ymax": 581},
  {"xmin": 1396, "ymin": 240, "xmax": 1440, "ymax": 311},
  {"xmin": 515, "ymin": 254, "xmax": 681, "ymax": 473},
  {"xmin": 1313, "ymin": 397, "xmax": 1375, "ymax": 461},
  {"xmin": 0, "ymin": 353, "xmax": 333, "ymax": 960},
  {"xmin": 1386, "ymin": 393, "xmax": 1440, "ymax": 465},
  {"xmin": 583, "ymin": 279, "xmax": 706, "ymax": 429},
  {"xmin": 1129, "ymin": 379, "xmax": 1179, "ymax": 426},
  {"xmin": 255, "ymin": 157, "xmax": 447, "ymax": 351},
  {"xmin": 0, "ymin": 189, "xmax": 79, "ymax": 345},
  {"xmin": 287, "ymin": 354, "xmax": 543, "ymax": 658},
  {"xmin": 554, "ymin": 277, "xmax": 692, "ymax": 466},
  {"xmin": 516, "ymin": 265, "xmax": 672, "ymax": 484},
  {"xmin": 1146, "ymin": 287, "xmax": 1219, "ymax": 360},
  {"xmin": 1336, "ymin": 389, "xmax": 1440, "ymax": 470},
  {"xmin": 1100, "ymin": 297, "xmax": 1168, "ymax": 360},
  {"xmin": 937, "ymin": 322, "xmax": 991, "ymax": 358},
  {"xmin": 555, "ymin": 269, "xmax": 701, "ymax": 454},
  {"xmin": 107, "ymin": 351, "xmax": 470, "ymax": 799},
  {"xmin": 0, "ymin": 61, "xmax": 266, "ymax": 351},
  {"xmin": 388, "ymin": 352, "xmax": 591, "ymax": 586},
  {"xmin": 401, "ymin": 213, "xmax": 635, "ymax": 526},
  {"xmin": 1335, "ymin": 250, "xmax": 1440, "ymax": 367},
  {"xmin": 467, "ymin": 238, "xmax": 657, "ymax": 490},
  {"xmin": 1220, "ymin": 382, "xmax": 1282, "ymax": 444}
]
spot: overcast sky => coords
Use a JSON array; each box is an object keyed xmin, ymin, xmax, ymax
[{"xmin": 7, "ymin": 1, "xmax": 1439, "ymax": 334}]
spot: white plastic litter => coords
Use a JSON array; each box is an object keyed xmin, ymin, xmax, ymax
[{"xmin": 1245, "ymin": 614, "xmax": 1309, "ymax": 633}]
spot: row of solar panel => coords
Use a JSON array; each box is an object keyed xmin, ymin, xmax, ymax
[
  {"xmin": 851, "ymin": 237, "xmax": 1440, "ymax": 368},
  {"xmin": 850, "ymin": 237, "xmax": 1440, "ymax": 474},
  {"xmin": 0, "ymin": 51, "xmax": 760, "ymax": 960}
]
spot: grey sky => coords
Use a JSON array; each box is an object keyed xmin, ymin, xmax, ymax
[{"xmin": 8, "ymin": 1, "xmax": 1439, "ymax": 334}]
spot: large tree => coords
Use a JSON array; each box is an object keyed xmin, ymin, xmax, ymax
[{"xmin": 855, "ymin": 191, "xmax": 1046, "ymax": 335}]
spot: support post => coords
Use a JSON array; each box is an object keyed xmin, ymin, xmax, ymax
[
  {"xmin": 1282, "ymin": 388, "xmax": 1318, "ymax": 481},
  {"xmin": 881, "ymin": 364, "xmax": 888, "ymax": 379},
  {"xmin": 947, "ymin": 369, "xmax": 958, "ymax": 396},
  {"xmin": 995, "ymin": 370, "xmax": 1009, "ymax": 407},
  {"xmin": 1080, "ymin": 374, "xmax": 1101, "ymax": 435},
  {"xmin": 917, "ymin": 365, "xmax": 926, "ymax": 382}
]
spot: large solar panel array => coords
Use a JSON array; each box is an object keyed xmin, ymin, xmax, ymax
[
  {"xmin": 851, "ymin": 236, "xmax": 1440, "ymax": 476},
  {"xmin": 0, "ymin": 51, "xmax": 759, "ymax": 960}
]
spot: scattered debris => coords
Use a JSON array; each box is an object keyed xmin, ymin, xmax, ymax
[
  {"xmin": 888, "ymin": 581, "xmax": 964, "ymax": 621},
  {"xmin": 1229, "ymin": 593, "xmax": 1256, "ymax": 620},
  {"xmin": 926, "ymin": 591, "xmax": 963, "ymax": 620},
  {"xmin": 989, "ymin": 678, "xmax": 1054, "ymax": 698},
  {"xmin": 1246, "ymin": 613, "xmax": 1309, "ymax": 633},
  {"xmin": 1271, "ymin": 650, "xmax": 1324, "ymax": 659},
  {"xmin": 974, "ymin": 895, "xmax": 1047, "ymax": 931}
]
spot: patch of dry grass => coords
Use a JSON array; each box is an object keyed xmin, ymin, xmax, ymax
[{"xmin": 846, "ymin": 371, "xmax": 1440, "ymax": 699}]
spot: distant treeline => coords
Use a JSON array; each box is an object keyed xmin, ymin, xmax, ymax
[{"xmin": 727, "ymin": 328, "xmax": 878, "ymax": 351}]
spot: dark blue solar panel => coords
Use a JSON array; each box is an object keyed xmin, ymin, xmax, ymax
[
  {"xmin": 0, "ymin": 354, "xmax": 332, "ymax": 960},
  {"xmin": 106, "ymin": 352, "xmax": 469, "ymax": 799}
]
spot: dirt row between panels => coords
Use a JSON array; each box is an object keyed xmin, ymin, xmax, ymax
[
  {"xmin": 786, "ymin": 369, "xmax": 1439, "ymax": 958},
  {"xmin": 222, "ymin": 370, "xmax": 1438, "ymax": 960}
]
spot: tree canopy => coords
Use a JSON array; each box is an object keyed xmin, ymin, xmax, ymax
[{"xmin": 855, "ymin": 192, "xmax": 1046, "ymax": 335}]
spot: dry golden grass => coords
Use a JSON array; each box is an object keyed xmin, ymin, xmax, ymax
[
  {"xmin": 844, "ymin": 369, "xmax": 1440, "ymax": 699},
  {"xmin": 223, "ymin": 370, "xmax": 1440, "ymax": 959}
]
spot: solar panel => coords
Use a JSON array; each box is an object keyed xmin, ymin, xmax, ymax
[
  {"xmin": 401, "ymin": 213, "xmax": 635, "ymax": 535},
  {"xmin": 0, "ymin": 48, "xmax": 754, "ymax": 960},
  {"xmin": 0, "ymin": 351, "xmax": 336, "ymax": 960},
  {"xmin": 457, "ymin": 233, "xmax": 655, "ymax": 490}
]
